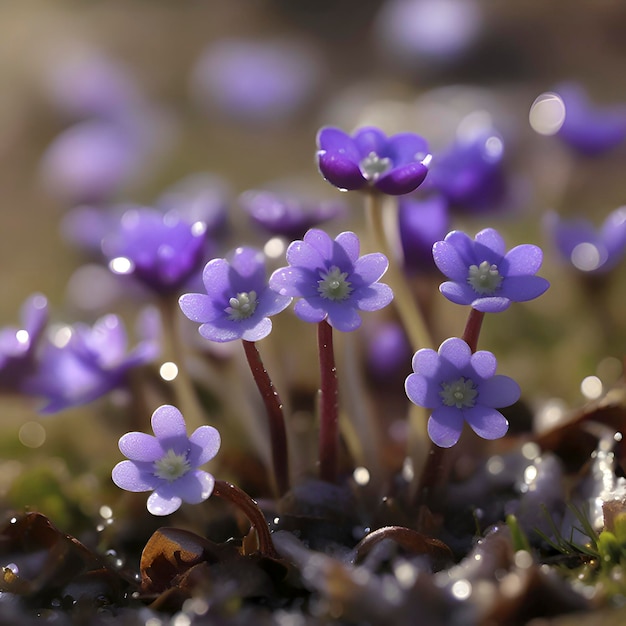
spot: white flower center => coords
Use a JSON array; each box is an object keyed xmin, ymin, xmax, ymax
[
  {"xmin": 317, "ymin": 266, "xmax": 353, "ymax": 301},
  {"xmin": 439, "ymin": 377, "xmax": 478, "ymax": 409},
  {"xmin": 467, "ymin": 261, "xmax": 503, "ymax": 295},
  {"xmin": 225, "ymin": 291, "xmax": 258, "ymax": 321},
  {"xmin": 153, "ymin": 449, "xmax": 191, "ymax": 482},
  {"xmin": 359, "ymin": 151, "xmax": 392, "ymax": 181}
]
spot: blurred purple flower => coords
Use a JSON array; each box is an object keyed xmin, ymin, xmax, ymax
[
  {"xmin": 316, "ymin": 126, "xmax": 430, "ymax": 196},
  {"xmin": 427, "ymin": 130, "xmax": 508, "ymax": 212},
  {"xmin": 112, "ymin": 404, "xmax": 220, "ymax": 516},
  {"xmin": 269, "ymin": 229, "xmax": 393, "ymax": 332},
  {"xmin": 103, "ymin": 207, "xmax": 208, "ymax": 294},
  {"xmin": 375, "ymin": 0, "xmax": 482, "ymax": 66},
  {"xmin": 0, "ymin": 294, "xmax": 48, "ymax": 392},
  {"xmin": 544, "ymin": 207, "xmax": 626, "ymax": 273},
  {"xmin": 399, "ymin": 194, "xmax": 450, "ymax": 272},
  {"xmin": 23, "ymin": 312, "xmax": 159, "ymax": 414},
  {"xmin": 554, "ymin": 83, "xmax": 626, "ymax": 156},
  {"xmin": 365, "ymin": 321, "xmax": 412, "ymax": 381},
  {"xmin": 240, "ymin": 187, "xmax": 345, "ymax": 239},
  {"xmin": 179, "ymin": 247, "xmax": 292, "ymax": 343},
  {"xmin": 405, "ymin": 337, "xmax": 520, "ymax": 447},
  {"xmin": 43, "ymin": 52, "xmax": 140, "ymax": 120},
  {"xmin": 40, "ymin": 121, "xmax": 140, "ymax": 204},
  {"xmin": 191, "ymin": 38, "xmax": 320, "ymax": 124},
  {"xmin": 433, "ymin": 228, "xmax": 549, "ymax": 312}
]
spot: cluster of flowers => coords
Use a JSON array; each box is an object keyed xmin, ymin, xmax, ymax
[{"xmin": 1, "ymin": 121, "xmax": 558, "ymax": 519}]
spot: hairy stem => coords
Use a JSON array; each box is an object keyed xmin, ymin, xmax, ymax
[
  {"xmin": 213, "ymin": 480, "xmax": 278, "ymax": 559},
  {"xmin": 318, "ymin": 319, "xmax": 339, "ymax": 483},
  {"xmin": 242, "ymin": 339, "xmax": 290, "ymax": 497}
]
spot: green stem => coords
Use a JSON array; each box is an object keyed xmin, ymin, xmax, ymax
[
  {"xmin": 212, "ymin": 480, "xmax": 278, "ymax": 559},
  {"xmin": 241, "ymin": 340, "xmax": 290, "ymax": 497},
  {"xmin": 318, "ymin": 319, "xmax": 339, "ymax": 483},
  {"xmin": 364, "ymin": 189, "xmax": 433, "ymax": 352}
]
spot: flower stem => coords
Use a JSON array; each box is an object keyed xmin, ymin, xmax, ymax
[
  {"xmin": 462, "ymin": 308, "xmax": 485, "ymax": 352},
  {"xmin": 212, "ymin": 479, "xmax": 278, "ymax": 559},
  {"xmin": 241, "ymin": 340, "xmax": 290, "ymax": 497},
  {"xmin": 158, "ymin": 296, "xmax": 206, "ymax": 431},
  {"xmin": 364, "ymin": 189, "xmax": 433, "ymax": 352},
  {"xmin": 318, "ymin": 319, "xmax": 339, "ymax": 483}
]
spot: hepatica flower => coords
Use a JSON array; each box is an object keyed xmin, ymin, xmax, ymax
[
  {"xmin": 112, "ymin": 405, "xmax": 220, "ymax": 516},
  {"xmin": 316, "ymin": 126, "xmax": 430, "ymax": 195},
  {"xmin": 433, "ymin": 228, "xmax": 549, "ymax": 312},
  {"xmin": 269, "ymin": 229, "xmax": 393, "ymax": 331},
  {"xmin": 544, "ymin": 208, "xmax": 626, "ymax": 273},
  {"xmin": 179, "ymin": 247, "xmax": 292, "ymax": 342},
  {"xmin": 23, "ymin": 312, "xmax": 159, "ymax": 414},
  {"xmin": 103, "ymin": 207, "xmax": 208, "ymax": 294},
  {"xmin": 405, "ymin": 337, "xmax": 520, "ymax": 447}
]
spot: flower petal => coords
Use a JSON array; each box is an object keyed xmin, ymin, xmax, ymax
[
  {"xmin": 176, "ymin": 470, "xmax": 215, "ymax": 504},
  {"xmin": 428, "ymin": 406, "xmax": 464, "ymax": 448},
  {"xmin": 325, "ymin": 302, "xmax": 362, "ymax": 332},
  {"xmin": 387, "ymin": 133, "xmax": 430, "ymax": 166},
  {"xmin": 112, "ymin": 460, "xmax": 158, "ymax": 492},
  {"xmin": 293, "ymin": 298, "xmax": 327, "ymax": 324},
  {"xmin": 464, "ymin": 406, "xmax": 509, "ymax": 440},
  {"xmin": 188, "ymin": 425, "xmax": 221, "ymax": 466},
  {"xmin": 118, "ymin": 432, "xmax": 163, "ymax": 462},
  {"xmin": 438, "ymin": 337, "xmax": 472, "ymax": 369},
  {"xmin": 503, "ymin": 244, "xmax": 543, "ymax": 276},
  {"xmin": 240, "ymin": 317, "xmax": 272, "ymax": 342},
  {"xmin": 439, "ymin": 281, "xmax": 475, "ymax": 306},
  {"xmin": 335, "ymin": 231, "xmax": 360, "ymax": 263},
  {"xmin": 202, "ymin": 258, "xmax": 231, "ymax": 299},
  {"xmin": 255, "ymin": 291, "xmax": 293, "ymax": 317},
  {"xmin": 479, "ymin": 375, "xmax": 521, "ymax": 408},
  {"xmin": 354, "ymin": 283, "xmax": 393, "ymax": 312},
  {"xmin": 352, "ymin": 253, "xmax": 389, "ymax": 285},
  {"xmin": 470, "ymin": 350, "xmax": 497, "ymax": 379},
  {"xmin": 375, "ymin": 162, "xmax": 428, "ymax": 196},
  {"xmin": 411, "ymin": 347, "xmax": 438, "ymax": 374},
  {"xmin": 353, "ymin": 127, "xmax": 389, "ymax": 158},
  {"xmin": 147, "ymin": 488, "xmax": 182, "ymax": 516},
  {"xmin": 179, "ymin": 293, "xmax": 221, "ymax": 323},
  {"xmin": 499, "ymin": 275, "xmax": 550, "ymax": 303},
  {"xmin": 316, "ymin": 127, "xmax": 360, "ymax": 159},
  {"xmin": 405, "ymin": 373, "xmax": 440, "ymax": 408},
  {"xmin": 474, "ymin": 228, "xmax": 506, "ymax": 257},
  {"xmin": 471, "ymin": 296, "xmax": 511, "ymax": 313},
  {"xmin": 151, "ymin": 405, "xmax": 187, "ymax": 439},
  {"xmin": 317, "ymin": 152, "xmax": 366, "ymax": 191},
  {"xmin": 286, "ymin": 239, "xmax": 326, "ymax": 271},
  {"xmin": 432, "ymin": 240, "xmax": 470, "ymax": 281},
  {"xmin": 269, "ymin": 266, "xmax": 318, "ymax": 298}
]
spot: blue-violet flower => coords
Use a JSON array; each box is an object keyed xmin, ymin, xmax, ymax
[
  {"xmin": 23, "ymin": 312, "xmax": 159, "ymax": 414},
  {"xmin": 0, "ymin": 293, "xmax": 48, "ymax": 392},
  {"xmin": 544, "ymin": 208, "xmax": 626, "ymax": 274},
  {"xmin": 405, "ymin": 337, "xmax": 520, "ymax": 447},
  {"xmin": 269, "ymin": 229, "xmax": 393, "ymax": 332},
  {"xmin": 316, "ymin": 126, "xmax": 430, "ymax": 196},
  {"xmin": 433, "ymin": 228, "xmax": 549, "ymax": 312},
  {"xmin": 112, "ymin": 404, "xmax": 220, "ymax": 516},
  {"xmin": 179, "ymin": 247, "xmax": 292, "ymax": 342},
  {"xmin": 103, "ymin": 207, "xmax": 208, "ymax": 294}
]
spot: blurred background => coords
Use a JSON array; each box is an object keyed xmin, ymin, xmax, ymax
[{"xmin": 1, "ymin": 0, "xmax": 626, "ymax": 525}]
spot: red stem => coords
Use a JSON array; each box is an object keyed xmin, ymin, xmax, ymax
[
  {"xmin": 318, "ymin": 319, "xmax": 339, "ymax": 483},
  {"xmin": 242, "ymin": 340, "xmax": 289, "ymax": 496},
  {"xmin": 462, "ymin": 308, "xmax": 485, "ymax": 352},
  {"xmin": 212, "ymin": 479, "xmax": 278, "ymax": 559}
]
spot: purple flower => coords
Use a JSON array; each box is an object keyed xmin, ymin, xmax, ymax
[
  {"xmin": 190, "ymin": 38, "xmax": 320, "ymax": 125},
  {"xmin": 544, "ymin": 208, "xmax": 626, "ymax": 274},
  {"xmin": 433, "ymin": 228, "xmax": 549, "ymax": 312},
  {"xmin": 427, "ymin": 130, "xmax": 508, "ymax": 213},
  {"xmin": 179, "ymin": 247, "xmax": 292, "ymax": 343},
  {"xmin": 103, "ymin": 207, "xmax": 208, "ymax": 294},
  {"xmin": 399, "ymin": 194, "xmax": 450, "ymax": 272},
  {"xmin": 240, "ymin": 186, "xmax": 345, "ymax": 239},
  {"xmin": 269, "ymin": 229, "xmax": 393, "ymax": 332},
  {"xmin": 365, "ymin": 321, "xmax": 412, "ymax": 382},
  {"xmin": 405, "ymin": 337, "xmax": 520, "ymax": 447},
  {"xmin": 23, "ymin": 312, "xmax": 159, "ymax": 414},
  {"xmin": 112, "ymin": 404, "xmax": 220, "ymax": 516},
  {"xmin": 0, "ymin": 294, "xmax": 48, "ymax": 392},
  {"xmin": 316, "ymin": 126, "xmax": 430, "ymax": 196},
  {"xmin": 554, "ymin": 83, "xmax": 626, "ymax": 156}
]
